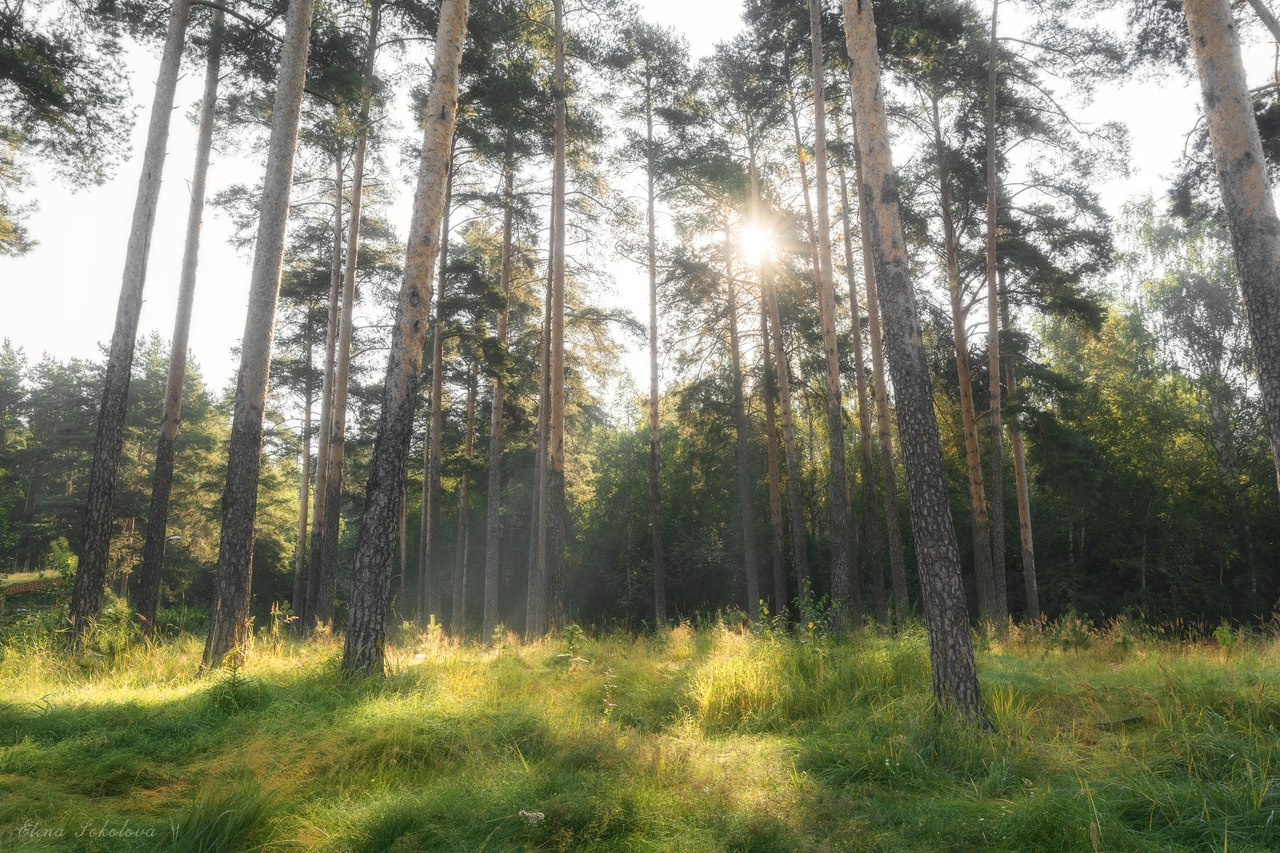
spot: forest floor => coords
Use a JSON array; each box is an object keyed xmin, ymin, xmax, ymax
[{"xmin": 0, "ymin": 603, "xmax": 1278, "ymax": 851}]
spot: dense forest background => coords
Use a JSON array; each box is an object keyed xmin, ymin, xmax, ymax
[{"xmin": 2, "ymin": 0, "xmax": 1278, "ymax": 637}]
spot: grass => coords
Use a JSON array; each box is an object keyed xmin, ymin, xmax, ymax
[
  {"xmin": 0, "ymin": 606, "xmax": 1278, "ymax": 851},
  {"xmin": 1, "ymin": 570, "xmax": 56, "ymax": 590}
]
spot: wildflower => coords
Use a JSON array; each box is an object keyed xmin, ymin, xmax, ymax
[{"xmin": 518, "ymin": 810, "xmax": 545, "ymax": 825}]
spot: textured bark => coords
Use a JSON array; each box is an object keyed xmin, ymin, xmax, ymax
[
  {"xmin": 931, "ymin": 99, "xmax": 997, "ymax": 620},
  {"xmin": 836, "ymin": 130, "xmax": 886, "ymax": 625},
  {"xmin": 342, "ymin": 0, "xmax": 469, "ymax": 675},
  {"xmin": 525, "ymin": 264, "xmax": 552, "ymax": 635},
  {"xmin": 203, "ymin": 0, "xmax": 317, "ymax": 669},
  {"xmin": 483, "ymin": 157, "xmax": 515, "ymax": 642},
  {"xmin": 302, "ymin": 158, "xmax": 344, "ymax": 626},
  {"xmin": 842, "ymin": 0, "xmax": 984, "ymax": 721},
  {"xmin": 766, "ymin": 279, "xmax": 811, "ymax": 596},
  {"xmin": 984, "ymin": 0, "xmax": 1009, "ymax": 625},
  {"xmin": 760, "ymin": 297, "xmax": 788, "ymax": 613},
  {"xmin": 291, "ymin": 325, "xmax": 313, "ymax": 616},
  {"xmin": 1185, "ymin": 0, "xmax": 1280, "ymax": 504},
  {"xmin": 531, "ymin": 0, "xmax": 568, "ymax": 638},
  {"xmin": 398, "ymin": 483, "xmax": 408, "ymax": 614},
  {"xmin": 134, "ymin": 10, "xmax": 222, "ymax": 632},
  {"xmin": 850, "ymin": 118, "xmax": 909, "ymax": 616},
  {"xmin": 725, "ymin": 221, "xmax": 761, "ymax": 621},
  {"xmin": 451, "ymin": 361, "xmax": 477, "ymax": 632},
  {"xmin": 646, "ymin": 84, "xmax": 666, "ymax": 628},
  {"xmin": 311, "ymin": 2, "xmax": 382, "ymax": 631},
  {"xmin": 71, "ymin": 0, "xmax": 193, "ymax": 639},
  {"xmin": 419, "ymin": 163, "xmax": 454, "ymax": 625},
  {"xmin": 809, "ymin": 0, "xmax": 859, "ymax": 624},
  {"xmin": 1001, "ymin": 293, "xmax": 1038, "ymax": 622}
]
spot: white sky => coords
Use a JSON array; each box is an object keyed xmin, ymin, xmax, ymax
[{"xmin": 2, "ymin": 0, "xmax": 1274, "ymax": 394}]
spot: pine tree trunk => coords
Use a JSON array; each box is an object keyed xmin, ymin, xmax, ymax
[
  {"xmin": 532, "ymin": 0, "xmax": 568, "ymax": 638},
  {"xmin": 646, "ymin": 85, "xmax": 666, "ymax": 628},
  {"xmin": 1184, "ymin": 0, "xmax": 1280, "ymax": 505},
  {"xmin": 134, "ymin": 10, "xmax": 222, "ymax": 632},
  {"xmin": 984, "ymin": 0, "xmax": 1008, "ymax": 625},
  {"xmin": 809, "ymin": 0, "xmax": 859, "ymax": 625},
  {"xmin": 71, "ymin": 0, "xmax": 193, "ymax": 639},
  {"xmin": 303, "ymin": 155, "xmax": 344, "ymax": 629},
  {"xmin": 1001, "ymin": 293, "xmax": 1038, "ymax": 622},
  {"xmin": 725, "ymin": 220, "xmax": 761, "ymax": 621},
  {"xmin": 398, "ymin": 483, "xmax": 408, "ymax": 615},
  {"xmin": 525, "ymin": 264, "xmax": 552, "ymax": 636},
  {"xmin": 311, "ymin": 2, "xmax": 382, "ymax": 631},
  {"xmin": 760, "ymin": 296, "xmax": 788, "ymax": 614},
  {"xmin": 342, "ymin": 0, "xmax": 470, "ymax": 675},
  {"xmin": 483, "ymin": 155, "xmax": 515, "ymax": 642},
  {"xmin": 452, "ymin": 361, "xmax": 477, "ymax": 632},
  {"xmin": 292, "ymin": 327, "xmax": 313, "ymax": 616},
  {"xmin": 841, "ymin": 0, "xmax": 985, "ymax": 722},
  {"xmin": 836, "ymin": 127, "xmax": 886, "ymax": 625},
  {"xmin": 203, "ymin": 0, "xmax": 318, "ymax": 669},
  {"xmin": 931, "ymin": 99, "xmax": 998, "ymax": 621},
  {"xmin": 849, "ymin": 112, "xmax": 910, "ymax": 616},
  {"xmin": 420, "ymin": 163, "xmax": 454, "ymax": 626}
]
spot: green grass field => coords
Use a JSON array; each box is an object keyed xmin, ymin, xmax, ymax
[{"xmin": 0, "ymin": 604, "xmax": 1278, "ymax": 851}]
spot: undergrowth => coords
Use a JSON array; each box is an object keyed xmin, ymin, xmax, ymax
[{"xmin": 0, "ymin": 608, "xmax": 1278, "ymax": 850}]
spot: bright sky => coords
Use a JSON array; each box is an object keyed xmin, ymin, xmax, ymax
[{"xmin": 2, "ymin": 1, "xmax": 1273, "ymax": 394}]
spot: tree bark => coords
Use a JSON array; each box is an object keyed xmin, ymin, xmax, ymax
[
  {"xmin": 483, "ymin": 155, "xmax": 515, "ymax": 642},
  {"xmin": 531, "ymin": 0, "xmax": 568, "ymax": 638},
  {"xmin": 311, "ymin": 0, "xmax": 382, "ymax": 631},
  {"xmin": 452, "ymin": 360, "xmax": 477, "ymax": 632},
  {"xmin": 71, "ymin": 0, "xmax": 193, "ymax": 639},
  {"xmin": 646, "ymin": 79, "xmax": 667, "ymax": 628},
  {"xmin": 203, "ymin": 0, "xmax": 318, "ymax": 668},
  {"xmin": 292, "ymin": 318, "xmax": 313, "ymax": 616},
  {"xmin": 1001, "ymin": 291, "xmax": 1038, "ymax": 622},
  {"xmin": 302, "ymin": 157, "xmax": 344, "ymax": 626},
  {"xmin": 931, "ymin": 98, "xmax": 998, "ymax": 621},
  {"xmin": 760, "ymin": 296, "xmax": 788, "ymax": 614},
  {"xmin": 419, "ymin": 159, "xmax": 454, "ymax": 626},
  {"xmin": 725, "ymin": 219, "xmax": 761, "ymax": 621},
  {"xmin": 525, "ymin": 261, "xmax": 552, "ymax": 635},
  {"xmin": 836, "ymin": 123, "xmax": 886, "ymax": 625},
  {"xmin": 134, "ymin": 9, "xmax": 222, "ymax": 632},
  {"xmin": 342, "ymin": 0, "xmax": 470, "ymax": 675},
  {"xmin": 809, "ymin": 0, "xmax": 859, "ymax": 625},
  {"xmin": 1184, "ymin": 0, "xmax": 1280, "ymax": 505},
  {"xmin": 984, "ymin": 0, "xmax": 1009, "ymax": 625},
  {"xmin": 841, "ymin": 0, "xmax": 985, "ymax": 721},
  {"xmin": 849, "ymin": 110, "xmax": 909, "ymax": 616}
]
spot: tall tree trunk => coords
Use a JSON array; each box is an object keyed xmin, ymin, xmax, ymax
[
  {"xmin": 836, "ymin": 123, "xmax": 886, "ymax": 625},
  {"xmin": 809, "ymin": 0, "xmax": 859, "ymax": 624},
  {"xmin": 841, "ymin": 0, "xmax": 985, "ymax": 722},
  {"xmin": 760, "ymin": 296, "xmax": 787, "ymax": 614},
  {"xmin": 1184, "ymin": 0, "xmax": 1280, "ymax": 504},
  {"xmin": 452, "ymin": 360, "xmax": 477, "ymax": 632},
  {"xmin": 483, "ymin": 154, "xmax": 515, "ymax": 642},
  {"xmin": 398, "ymin": 482, "xmax": 408, "ymax": 615},
  {"xmin": 342, "ymin": 0, "xmax": 470, "ymax": 675},
  {"xmin": 303, "ymin": 155, "xmax": 345, "ymax": 631},
  {"xmin": 752, "ymin": 152, "xmax": 810, "ymax": 598},
  {"xmin": 302, "ymin": 158, "xmax": 344, "ymax": 626},
  {"xmin": 292, "ymin": 326, "xmax": 313, "ymax": 616},
  {"xmin": 850, "ymin": 107, "xmax": 909, "ymax": 616},
  {"xmin": 931, "ymin": 98, "xmax": 998, "ymax": 621},
  {"xmin": 531, "ymin": 0, "xmax": 568, "ymax": 638},
  {"xmin": 71, "ymin": 0, "xmax": 193, "ymax": 638},
  {"xmin": 203, "ymin": 0, "xmax": 318, "ymax": 668},
  {"xmin": 1001, "ymin": 290, "xmax": 1038, "ymax": 622},
  {"xmin": 525, "ymin": 262, "xmax": 552, "ymax": 635},
  {"xmin": 311, "ymin": 1, "xmax": 382, "ymax": 631},
  {"xmin": 725, "ymin": 218, "xmax": 761, "ymax": 621},
  {"xmin": 646, "ymin": 82, "xmax": 666, "ymax": 628},
  {"xmin": 134, "ymin": 10, "xmax": 222, "ymax": 632},
  {"xmin": 984, "ymin": 0, "xmax": 1008, "ymax": 625},
  {"xmin": 420, "ymin": 160, "xmax": 454, "ymax": 626}
]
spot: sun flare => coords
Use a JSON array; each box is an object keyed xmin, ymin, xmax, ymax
[{"xmin": 739, "ymin": 221, "xmax": 775, "ymax": 267}]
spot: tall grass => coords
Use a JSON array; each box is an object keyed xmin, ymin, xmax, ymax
[{"xmin": 0, "ymin": 606, "xmax": 1277, "ymax": 850}]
